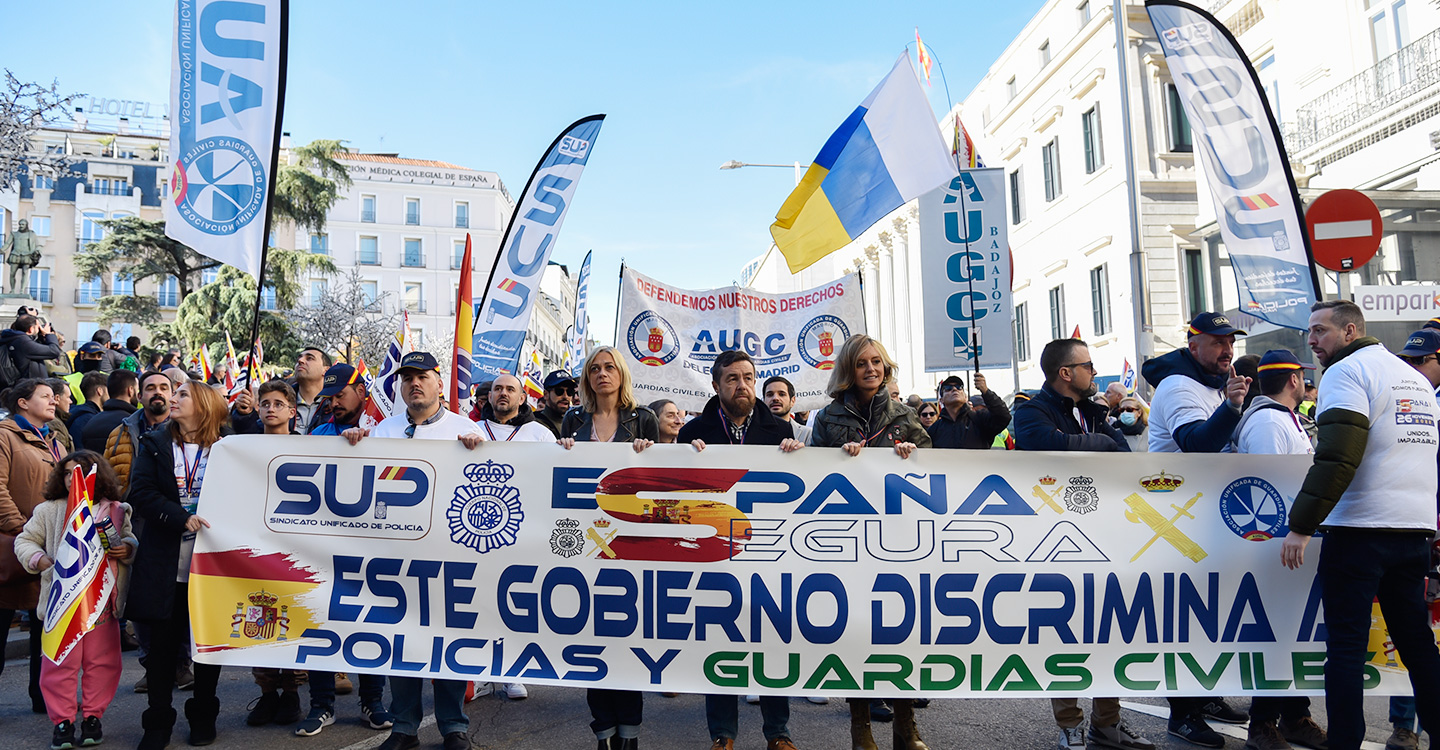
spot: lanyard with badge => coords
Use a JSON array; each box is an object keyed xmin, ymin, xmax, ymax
[
  {"xmin": 178, "ymin": 443, "xmax": 206, "ymax": 515},
  {"xmin": 482, "ymin": 422, "xmax": 520, "ymax": 441}
]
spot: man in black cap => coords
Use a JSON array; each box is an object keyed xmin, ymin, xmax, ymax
[
  {"xmin": 676, "ymin": 349, "xmax": 802, "ymax": 750},
  {"xmin": 927, "ymin": 373, "xmax": 1009, "ymax": 449},
  {"xmin": 308, "ymin": 364, "xmax": 370, "ymax": 437},
  {"xmin": 1139, "ymin": 312, "xmax": 1252, "ymax": 746},
  {"xmin": 534, "ymin": 370, "xmax": 575, "ymax": 438}
]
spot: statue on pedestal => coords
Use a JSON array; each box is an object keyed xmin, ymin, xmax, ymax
[{"xmin": 1, "ymin": 219, "xmax": 43, "ymax": 297}]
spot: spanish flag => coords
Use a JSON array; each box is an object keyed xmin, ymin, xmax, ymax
[
  {"xmin": 189, "ymin": 548, "xmax": 324, "ymax": 654},
  {"xmin": 450, "ymin": 235, "xmax": 475, "ymax": 414}
]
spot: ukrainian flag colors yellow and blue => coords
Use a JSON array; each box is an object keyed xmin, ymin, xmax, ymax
[{"xmin": 771, "ymin": 54, "xmax": 957, "ymax": 273}]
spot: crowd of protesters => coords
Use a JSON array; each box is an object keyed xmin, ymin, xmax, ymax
[{"xmin": 1, "ymin": 302, "xmax": 1437, "ymax": 750}]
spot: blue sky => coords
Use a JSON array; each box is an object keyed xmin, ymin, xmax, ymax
[{"xmin": 6, "ymin": 0, "xmax": 1046, "ymax": 343}]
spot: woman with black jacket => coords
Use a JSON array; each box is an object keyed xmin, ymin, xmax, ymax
[
  {"xmin": 125, "ymin": 380, "xmax": 231, "ymax": 750},
  {"xmin": 806, "ymin": 334, "xmax": 930, "ymax": 750},
  {"xmin": 558, "ymin": 346, "xmax": 657, "ymax": 750}
]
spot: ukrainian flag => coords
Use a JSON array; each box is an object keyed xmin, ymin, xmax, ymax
[{"xmin": 771, "ymin": 54, "xmax": 957, "ymax": 273}]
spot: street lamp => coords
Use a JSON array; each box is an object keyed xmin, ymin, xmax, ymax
[{"xmin": 719, "ymin": 160, "xmax": 810, "ymax": 185}]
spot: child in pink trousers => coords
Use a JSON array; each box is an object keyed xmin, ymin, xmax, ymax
[{"xmin": 16, "ymin": 450, "xmax": 136, "ymax": 750}]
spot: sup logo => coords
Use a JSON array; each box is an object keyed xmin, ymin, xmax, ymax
[
  {"xmin": 448, "ymin": 461, "xmax": 524, "ymax": 554},
  {"xmin": 266, "ymin": 457, "xmax": 434, "ymax": 539},
  {"xmin": 626, "ymin": 311, "xmax": 679, "ymax": 367},
  {"xmin": 1218, "ymin": 476, "xmax": 1287, "ymax": 541},
  {"xmin": 797, "ymin": 315, "xmax": 850, "ymax": 370}
]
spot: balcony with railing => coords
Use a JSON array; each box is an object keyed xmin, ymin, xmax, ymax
[
  {"xmin": 405, "ymin": 209, "xmax": 420, "ymax": 225},
  {"xmin": 359, "ymin": 248, "xmax": 381, "ymax": 265},
  {"xmin": 403, "ymin": 251, "xmax": 426, "ymax": 268},
  {"xmin": 451, "ymin": 253, "xmax": 468, "ymax": 270},
  {"xmin": 404, "ymin": 300, "xmax": 427, "ymax": 314},
  {"xmin": 155, "ymin": 290, "xmax": 180, "ymax": 307},
  {"xmin": 32, "ymin": 286, "xmax": 52, "ymax": 304},
  {"xmin": 75, "ymin": 288, "xmax": 103, "ymax": 305},
  {"xmin": 1284, "ymin": 27, "xmax": 1440, "ymax": 154}
]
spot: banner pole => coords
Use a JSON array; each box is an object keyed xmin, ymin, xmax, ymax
[
  {"xmin": 613, "ymin": 261, "xmax": 625, "ymax": 349},
  {"xmin": 241, "ymin": 0, "xmax": 289, "ymax": 392}
]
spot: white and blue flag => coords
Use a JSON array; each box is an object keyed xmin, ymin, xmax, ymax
[
  {"xmin": 566, "ymin": 250, "xmax": 593, "ymax": 372},
  {"xmin": 165, "ymin": 0, "xmax": 287, "ymax": 280},
  {"xmin": 473, "ymin": 115, "xmax": 604, "ymax": 379}
]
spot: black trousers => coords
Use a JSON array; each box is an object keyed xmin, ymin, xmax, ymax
[
  {"xmin": 1249, "ymin": 696, "xmax": 1311, "ymax": 724},
  {"xmin": 141, "ymin": 583, "xmax": 221, "ymax": 729},
  {"xmin": 587, "ymin": 688, "xmax": 642, "ymax": 734},
  {"xmin": 0, "ymin": 608, "xmax": 43, "ymax": 709}
]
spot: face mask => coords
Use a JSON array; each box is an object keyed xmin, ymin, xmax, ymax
[
  {"xmin": 77, "ymin": 359, "xmax": 101, "ymax": 373},
  {"xmin": 1119, "ymin": 411, "xmax": 1138, "ymax": 426}
]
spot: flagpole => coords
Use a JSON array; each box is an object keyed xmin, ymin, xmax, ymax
[
  {"xmin": 613, "ymin": 261, "xmax": 626, "ymax": 350},
  {"xmin": 241, "ymin": 0, "xmax": 290, "ymax": 391}
]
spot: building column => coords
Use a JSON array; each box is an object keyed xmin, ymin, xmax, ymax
[{"xmin": 862, "ymin": 246, "xmax": 881, "ymax": 342}]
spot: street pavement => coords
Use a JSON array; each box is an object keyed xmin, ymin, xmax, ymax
[{"xmin": 0, "ymin": 628, "xmax": 1422, "ymax": 749}]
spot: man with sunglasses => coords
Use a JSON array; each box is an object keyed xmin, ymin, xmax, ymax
[
  {"xmin": 534, "ymin": 370, "xmax": 577, "ymax": 438},
  {"xmin": 1139, "ymin": 312, "xmax": 1253, "ymax": 746},
  {"xmin": 927, "ymin": 373, "xmax": 1010, "ymax": 450}
]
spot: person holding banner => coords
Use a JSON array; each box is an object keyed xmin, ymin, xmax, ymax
[
  {"xmin": 17, "ymin": 451, "xmax": 134, "ymax": 750},
  {"xmin": 1011, "ymin": 338, "xmax": 1153, "ymax": 750},
  {"xmin": 927, "ymin": 374, "xmax": 1009, "ymax": 450},
  {"xmin": 341, "ymin": 351, "xmax": 485, "ymax": 750},
  {"xmin": 805, "ymin": 334, "xmax": 929, "ymax": 750},
  {"xmin": 126, "ymin": 379, "xmax": 231, "ymax": 749},
  {"xmin": 678, "ymin": 350, "xmax": 802, "ymax": 750},
  {"xmin": 649, "ymin": 399, "xmax": 685, "ymax": 444},
  {"xmin": 558, "ymin": 346, "xmax": 658, "ymax": 750},
  {"xmin": 0, "ymin": 378, "xmax": 64, "ymax": 715}
]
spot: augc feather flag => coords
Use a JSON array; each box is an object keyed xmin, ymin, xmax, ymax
[{"xmin": 771, "ymin": 53, "xmax": 957, "ymax": 273}]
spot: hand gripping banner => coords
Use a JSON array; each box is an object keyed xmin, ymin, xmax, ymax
[
  {"xmin": 191, "ymin": 437, "xmax": 1432, "ymax": 697},
  {"xmin": 473, "ymin": 116, "xmax": 605, "ymax": 379},
  {"xmin": 1146, "ymin": 0, "xmax": 1319, "ymax": 330}
]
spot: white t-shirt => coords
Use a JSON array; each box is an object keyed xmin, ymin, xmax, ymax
[
  {"xmin": 1316, "ymin": 342, "xmax": 1439, "ymax": 531},
  {"xmin": 172, "ymin": 442, "xmax": 208, "ymax": 582},
  {"xmin": 478, "ymin": 419, "xmax": 555, "ymax": 443},
  {"xmin": 1148, "ymin": 373, "xmax": 1234, "ymax": 453},
  {"xmin": 1237, "ymin": 407, "xmax": 1314, "ymax": 456},
  {"xmin": 370, "ymin": 408, "xmax": 480, "ymax": 440}
]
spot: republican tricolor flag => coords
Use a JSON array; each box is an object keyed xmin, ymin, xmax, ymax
[{"xmin": 42, "ymin": 466, "xmax": 114, "ymax": 665}]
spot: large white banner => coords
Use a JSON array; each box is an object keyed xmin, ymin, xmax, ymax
[
  {"xmin": 918, "ymin": 169, "xmax": 1013, "ymax": 371},
  {"xmin": 617, "ymin": 267, "xmax": 865, "ymax": 412},
  {"xmin": 165, "ymin": 0, "xmax": 286, "ymax": 279},
  {"xmin": 1354, "ymin": 284, "xmax": 1440, "ymax": 323},
  {"xmin": 191, "ymin": 437, "xmax": 1427, "ymax": 696}
]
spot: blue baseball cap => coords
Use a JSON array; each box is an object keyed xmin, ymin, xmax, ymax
[
  {"xmin": 318, "ymin": 363, "xmax": 358, "ymax": 397},
  {"xmin": 1399, "ymin": 329, "xmax": 1440, "ymax": 358},
  {"xmin": 1423, "ymin": 317, "xmax": 1440, "ymax": 331},
  {"xmin": 77, "ymin": 342, "xmax": 105, "ymax": 355},
  {"xmin": 397, "ymin": 351, "xmax": 440, "ymax": 374},
  {"xmin": 543, "ymin": 370, "xmax": 576, "ymax": 390},
  {"xmin": 1257, "ymin": 349, "xmax": 1315, "ymax": 373},
  {"xmin": 1187, "ymin": 312, "xmax": 1247, "ymax": 338}
]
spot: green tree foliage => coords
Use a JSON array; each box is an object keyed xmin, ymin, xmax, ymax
[{"xmin": 272, "ymin": 139, "xmax": 352, "ymax": 232}]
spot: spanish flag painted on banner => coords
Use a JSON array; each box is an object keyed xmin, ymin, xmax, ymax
[{"xmin": 189, "ymin": 549, "xmax": 324, "ymax": 654}]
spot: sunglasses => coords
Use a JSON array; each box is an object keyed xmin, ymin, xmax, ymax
[
  {"xmin": 1119, "ymin": 407, "xmax": 1141, "ymax": 413},
  {"xmin": 919, "ymin": 410, "xmax": 936, "ymax": 418},
  {"xmin": 404, "ymin": 423, "xmax": 417, "ymax": 439},
  {"xmin": 552, "ymin": 387, "xmax": 577, "ymax": 396}
]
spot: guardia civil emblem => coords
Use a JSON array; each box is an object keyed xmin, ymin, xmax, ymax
[
  {"xmin": 448, "ymin": 461, "xmax": 523, "ymax": 554},
  {"xmin": 550, "ymin": 518, "xmax": 583, "ymax": 558}
]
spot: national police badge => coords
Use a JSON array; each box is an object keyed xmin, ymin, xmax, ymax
[
  {"xmin": 1063, "ymin": 476, "xmax": 1100, "ymax": 514},
  {"xmin": 448, "ymin": 461, "xmax": 523, "ymax": 554},
  {"xmin": 550, "ymin": 519, "xmax": 583, "ymax": 558}
]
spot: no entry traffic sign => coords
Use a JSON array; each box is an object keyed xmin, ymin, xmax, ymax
[{"xmin": 1305, "ymin": 189, "xmax": 1383, "ymax": 272}]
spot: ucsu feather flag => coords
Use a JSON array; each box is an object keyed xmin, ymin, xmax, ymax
[
  {"xmin": 164, "ymin": 0, "xmax": 288, "ymax": 280},
  {"xmin": 369, "ymin": 311, "xmax": 408, "ymax": 422},
  {"xmin": 566, "ymin": 250, "xmax": 592, "ymax": 373},
  {"xmin": 42, "ymin": 466, "xmax": 113, "ymax": 664},
  {"xmin": 771, "ymin": 54, "xmax": 957, "ymax": 273},
  {"xmin": 1146, "ymin": 0, "xmax": 1318, "ymax": 330},
  {"xmin": 450, "ymin": 235, "xmax": 475, "ymax": 415},
  {"xmin": 473, "ymin": 115, "xmax": 605, "ymax": 380}
]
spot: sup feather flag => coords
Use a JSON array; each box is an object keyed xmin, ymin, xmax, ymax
[
  {"xmin": 450, "ymin": 235, "xmax": 475, "ymax": 415},
  {"xmin": 42, "ymin": 465, "xmax": 114, "ymax": 664},
  {"xmin": 771, "ymin": 53, "xmax": 957, "ymax": 273}
]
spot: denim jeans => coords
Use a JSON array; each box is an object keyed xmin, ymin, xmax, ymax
[
  {"xmin": 1391, "ymin": 696, "xmax": 1416, "ymax": 728},
  {"xmin": 705, "ymin": 694, "xmax": 790, "ymax": 741},
  {"xmin": 309, "ymin": 671, "xmax": 385, "ymax": 710},
  {"xmin": 1318, "ymin": 529, "xmax": 1440, "ymax": 750},
  {"xmin": 1249, "ymin": 696, "xmax": 1311, "ymax": 725},
  {"xmin": 389, "ymin": 677, "xmax": 467, "ymax": 736}
]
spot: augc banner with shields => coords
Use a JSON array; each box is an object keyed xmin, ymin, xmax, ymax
[
  {"xmin": 616, "ymin": 267, "xmax": 865, "ymax": 412},
  {"xmin": 190, "ymin": 437, "xmax": 1430, "ymax": 697}
]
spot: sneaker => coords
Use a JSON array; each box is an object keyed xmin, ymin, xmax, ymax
[
  {"xmin": 465, "ymin": 682, "xmax": 493, "ymax": 702},
  {"xmin": 806, "ymin": 696, "xmax": 828, "ymax": 705},
  {"xmin": 1090, "ymin": 721, "xmax": 1155, "ymax": 750},
  {"xmin": 52, "ymin": 720, "xmax": 76, "ymax": 750},
  {"xmin": 442, "ymin": 732, "xmax": 472, "ymax": 750},
  {"xmin": 1385, "ymin": 726, "xmax": 1419, "ymax": 750},
  {"xmin": 1278, "ymin": 717, "xmax": 1327, "ymax": 750},
  {"xmin": 361, "ymin": 702, "xmax": 394, "ymax": 730},
  {"xmin": 120, "ymin": 629, "xmax": 139, "ymax": 652},
  {"xmin": 376, "ymin": 733, "xmax": 420, "ymax": 750},
  {"xmin": 502, "ymin": 682, "xmax": 528, "ymax": 700},
  {"xmin": 746, "ymin": 694, "xmax": 760, "ymax": 704},
  {"xmin": 335, "ymin": 673, "xmax": 354, "ymax": 695},
  {"xmin": 79, "ymin": 716, "xmax": 102, "ymax": 747},
  {"xmin": 274, "ymin": 691, "xmax": 304, "ymax": 725},
  {"xmin": 294, "ymin": 707, "xmax": 335, "ymax": 737},
  {"xmin": 870, "ymin": 700, "xmax": 893, "ymax": 722},
  {"xmin": 1168, "ymin": 714, "xmax": 1225, "ymax": 748},
  {"xmin": 133, "ymin": 674, "xmax": 148, "ymax": 694},
  {"xmin": 1059, "ymin": 726, "xmax": 1085, "ymax": 750},
  {"xmin": 246, "ymin": 691, "xmax": 280, "ymax": 727},
  {"xmin": 1245, "ymin": 720, "xmax": 1293, "ymax": 750},
  {"xmin": 1200, "ymin": 698, "xmax": 1249, "ymax": 724},
  {"xmin": 767, "ymin": 738, "xmax": 798, "ymax": 750},
  {"xmin": 175, "ymin": 665, "xmax": 195, "ymax": 691},
  {"xmin": 912, "ymin": 697, "xmax": 931, "ymax": 708}
]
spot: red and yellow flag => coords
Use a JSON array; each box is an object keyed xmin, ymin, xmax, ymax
[
  {"xmin": 450, "ymin": 234, "xmax": 476, "ymax": 415},
  {"xmin": 916, "ymin": 29, "xmax": 933, "ymax": 86},
  {"xmin": 189, "ymin": 549, "xmax": 324, "ymax": 655},
  {"xmin": 42, "ymin": 466, "xmax": 113, "ymax": 664}
]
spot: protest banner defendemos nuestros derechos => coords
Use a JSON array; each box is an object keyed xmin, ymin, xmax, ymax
[
  {"xmin": 188, "ymin": 436, "xmax": 1431, "ymax": 697},
  {"xmin": 616, "ymin": 267, "xmax": 866, "ymax": 412}
]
